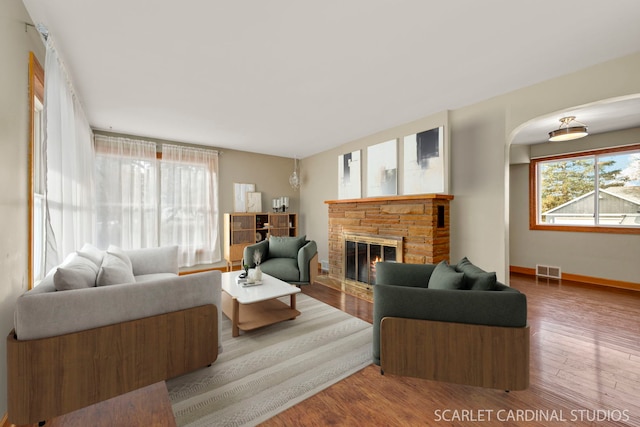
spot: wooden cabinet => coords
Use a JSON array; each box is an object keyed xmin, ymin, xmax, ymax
[{"xmin": 224, "ymin": 213, "xmax": 297, "ymax": 270}]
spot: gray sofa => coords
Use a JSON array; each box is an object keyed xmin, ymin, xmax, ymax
[
  {"xmin": 373, "ymin": 260, "xmax": 529, "ymax": 390},
  {"xmin": 243, "ymin": 235, "xmax": 318, "ymax": 285},
  {"xmin": 8, "ymin": 244, "xmax": 222, "ymax": 425}
]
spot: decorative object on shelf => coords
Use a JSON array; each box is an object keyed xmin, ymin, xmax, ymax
[
  {"xmin": 403, "ymin": 126, "xmax": 445, "ymax": 194},
  {"xmin": 272, "ymin": 196, "xmax": 289, "ymax": 212},
  {"xmin": 233, "ymin": 183, "xmax": 255, "ymax": 212},
  {"xmin": 367, "ymin": 139, "xmax": 397, "ymax": 197},
  {"xmin": 246, "ymin": 192, "xmax": 262, "ymax": 213},
  {"xmin": 338, "ymin": 150, "xmax": 361, "ymax": 199},
  {"xmin": 548, "ymin": 116, "xmax": 588, "ymax": 142},
  {"xmin": 253, "ymin": 250, "xmax": 262, "ymax": 282},
  {"xmin": 289, "ymin": 158, "xmax": 301, "ymax": 189}
]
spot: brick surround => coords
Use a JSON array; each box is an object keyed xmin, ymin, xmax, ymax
[{"xmin": 325, "ymin": 194, "xmax": 453, "ymax": 300}]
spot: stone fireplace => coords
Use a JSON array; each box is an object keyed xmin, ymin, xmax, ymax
[{"xmin": 325, "ymin": 194, "xmax": 452, "ymax": 300}]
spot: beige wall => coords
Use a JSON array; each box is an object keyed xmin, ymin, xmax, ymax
[
  {"xmin": 0, "ymin": 0, "xmax": 45, "ymax": 416},
  {"xmin": 301, "ymin": 52, "xmax": 640, "ymax": 285},
  {"xmin": 510, "ymin": 127, "xmax": 640, "ymax": 283}
]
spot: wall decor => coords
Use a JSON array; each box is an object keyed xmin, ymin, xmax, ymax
[
  {"xmin": 233, "ymin": 183, "xmax": 255, "ymax": 212},
  {"xmin": 367, "ymin": 139, "xmax": 397, "ymax": 197},
  {"xmin": 403, "ymin": 126, "xmax": 445, "ymax": 194},
  {"xmin": 338, "ymin": 150, "xmax": 361, "ymax": 199},
  {"xmin": 246, "ymin": 191, "xmax": 262, "ymax": 213}
]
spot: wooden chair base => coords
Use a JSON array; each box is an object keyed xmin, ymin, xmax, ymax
[{"xmin": 380, "ymin": 317, "xmax": 529, "ymax": 391}]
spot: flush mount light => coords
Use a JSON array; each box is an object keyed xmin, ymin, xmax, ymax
[{"xmin": 548, "ymin": 116, "xmax": 588, "ymax": 142}]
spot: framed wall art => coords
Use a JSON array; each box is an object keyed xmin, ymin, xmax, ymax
[
  {"xmin": 338, "ymin": 150, "xmax": 361, "ymax": 199},
  {"xmin": 367, "ymin": 139, "xmax": 397, "ymax": 197},
  {"xmin": 403, "ymin": 126, "xmax": 445, "ymax": 194},
  {"xmin": 233, "ymin": 183, "xmax": 255, "ymax": 212},
  {"xmin": 246, "ymin": 191, "xmax": 262, "ymax": 213}
]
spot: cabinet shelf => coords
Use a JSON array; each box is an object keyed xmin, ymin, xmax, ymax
[{"xmin": 224, "ymin": 212, "xmax": 298, "ymax": 271}]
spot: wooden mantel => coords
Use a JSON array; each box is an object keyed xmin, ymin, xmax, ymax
[
  {"xmin": 325, "ymin": 193, "xmax": 453, "ymax": 300},
  {"xmin": 325, "ymin": 193, "xmax": 454, "ymax": 205}
]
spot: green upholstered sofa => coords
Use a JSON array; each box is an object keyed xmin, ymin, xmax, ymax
[
  {"xmin": 373, "ymin": 260, "xmax": 529, "ymax": 390},
  {"xmin": 243, "ymin": 235, "xmax": 318, "ymax": 285}
]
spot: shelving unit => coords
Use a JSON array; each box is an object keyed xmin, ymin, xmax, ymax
[{"xmin": 224, "ymin": 213, "xmax": 298, "ymax": 271}]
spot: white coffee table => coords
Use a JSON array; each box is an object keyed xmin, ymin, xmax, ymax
[{"xmin": 221, "ymin": 271, "xmax": 301, "ymax": 337}]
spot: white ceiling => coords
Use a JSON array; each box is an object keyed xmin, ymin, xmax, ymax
[{"xmin": 21, "ymin": 0, "xmax": 640, "ymax": 158}]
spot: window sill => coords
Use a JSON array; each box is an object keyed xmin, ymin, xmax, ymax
[{"xmin": 530, "ymin": 224, "xmax": 640, "ymax": 235}]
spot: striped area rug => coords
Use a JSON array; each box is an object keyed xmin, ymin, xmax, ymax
[{"xmin": 166, "ymin": 293, "xmax": 373, "ymax": 427}]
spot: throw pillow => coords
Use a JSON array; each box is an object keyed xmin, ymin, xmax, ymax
[
  {"xmin": 455, "ymin": 257, "xmax": 497, "ymax": 290},
  {"xmin": 97, "ymin": 246, "xmax": 136, "ymax": 286},
  {"xmin": 76, "ymin": 243, "xmax": 105, "ymax": 267},
  {"xmin": 54, "ymin": 254, "xmax": 99, "ymax": 291},
  {"xmin": 126, "ymin": 245, "xmax": 179, "ymax": 276},
  {"xmin": 269, "ymin": 235, "xmax": 306, "ymax": 259},
  {"xmin": 428, "ymin": 260, "xmax": 465, "ymax": 290}
]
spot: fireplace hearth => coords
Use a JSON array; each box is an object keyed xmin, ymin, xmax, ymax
[{"xmin": 343, "ymin": 233, "xmax": 402, "ymax": 289}]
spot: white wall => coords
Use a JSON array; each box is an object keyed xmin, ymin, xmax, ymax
[
  {"xmin": 301, "ymin": 52, "xmax": 640, "ymax": 285},
  {"xmin": 0, "ymin": 0, "xmax": 45, "ymax": 416}
]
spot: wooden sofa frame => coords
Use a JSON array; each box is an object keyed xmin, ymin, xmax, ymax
[
  {"xmin": 380, "ymin": 317, "xmax": 530, "ymax": 391},
  {"xmin": 7, "ymin": 304, "xmax": 218, "ymax": 425}
]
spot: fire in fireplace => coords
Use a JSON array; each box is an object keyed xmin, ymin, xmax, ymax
[{"xmin": 343, "ymin": 233, "xmax": 402, "ymax": 288}]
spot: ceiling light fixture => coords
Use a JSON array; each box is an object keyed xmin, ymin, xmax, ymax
[
  {"xmin": 289, "ymin": 158, "xmax": 301, "ymax": 190},
  {"xmin": 548, "ymin": 116, "xmax": 588, "ymax": 142}
]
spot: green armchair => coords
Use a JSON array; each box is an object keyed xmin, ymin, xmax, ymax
[{"xmin": 243, "ymin": 236, "xmax": 318, "ymax": 285}]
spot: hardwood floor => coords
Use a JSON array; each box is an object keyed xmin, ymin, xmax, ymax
[{"xmin": 262, "ymin": 273, "xmax": 640, "ymax": 427}]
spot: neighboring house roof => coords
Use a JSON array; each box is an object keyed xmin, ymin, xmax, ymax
[{"xmin": 544, "ymin": 186, "xmax": 640, "ymax": 215}]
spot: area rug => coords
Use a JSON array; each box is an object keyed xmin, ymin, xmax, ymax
[{"xmin": 166, "ymin": 293, "xmax": 373, "ymax": 427}]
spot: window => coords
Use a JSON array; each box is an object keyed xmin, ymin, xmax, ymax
[
  {"xmin": 94, "ymin": 135, "xmax": 221, "ymax": 267},
  {"xmin": 29, "ymin": 52, "xmax": 45, "ymax": 286},
  {"xmin": 530, "ymin": 144, "xmax": 640, "ymax": 234}
]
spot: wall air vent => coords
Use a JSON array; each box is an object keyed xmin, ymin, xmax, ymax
[{"xmin": 536, "ymin": 264, "xmax": 562, "ymax": 279}]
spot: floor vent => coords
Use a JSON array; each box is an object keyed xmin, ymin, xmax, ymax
[{"xmin": 536, "ymin": 264, "xmax": 562, "ymax": 279}]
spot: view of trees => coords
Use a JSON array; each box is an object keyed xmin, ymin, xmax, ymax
[{"xmin": 540, "ymin": 157, "xmax": 627, "ymax": 213}]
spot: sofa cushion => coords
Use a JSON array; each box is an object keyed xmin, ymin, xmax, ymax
[
  {"xmin": 54, "ymin": 254, "xmax": 99, "ymax": 291},
  {"xmin": 97, "ymin": 246, "xmax": 135, "ymax": 286},
  {"xmin": 126, "ymin": 245, "xmax": 179, "ymax": 276},
  {"xmin": 260, "ymin": 258, "xmax": 300, "ymax": 282},
  {"xmin": 455, "ymin": 257, "xmax": 497, "ymax": 290},
  {"xmin": 428, "ymin": 261, "xmax": 465, "ymax": 290},
  {"xmin": 268, "ymin": 235, "xmax": 306, "ymax": 259},
  {"xmin": 77, "ymin": 243, "xmax": 105, "ymax": 267}
]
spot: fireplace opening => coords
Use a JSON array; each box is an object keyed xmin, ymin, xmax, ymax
[{"xmin": 343, "ymin": 233, "xmax": 402, "ymax": 288}]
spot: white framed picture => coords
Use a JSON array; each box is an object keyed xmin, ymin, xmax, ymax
[
  {"xmin": 246, "ymin": 191, "xmax": 262, "ymax": 213},
  {"xmin": 367, "ymin": 139, "xmax": 397, "ymax": 197},
  {"xmin": 338, "ymin": 150, "xmax": 361, "ymax": 199},
  {"xmin": 403, "ymin": 126, "xmax": 445, "ymax": 194},
  {"xmin": 233, "ymin": 183, "xmax": 255, "ymax": 212}
]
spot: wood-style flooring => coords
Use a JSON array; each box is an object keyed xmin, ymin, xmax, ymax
[{"xmin": 263, "ymin": 273, "xmax": 640, "ymax": 427}]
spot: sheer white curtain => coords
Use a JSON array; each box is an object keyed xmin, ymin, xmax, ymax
[
  {"xmin": 94, "ymin": 135, "xmax": 158, "ymax": 249},
  {"xmin": 43, "ymin": 38, "xmax": 95, "ymax": 272},
  {"xmin": 160, "ymin": 144, "xmax": 221, "ymax": 266}
]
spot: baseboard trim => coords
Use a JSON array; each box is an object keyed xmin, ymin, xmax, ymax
[{"xmin": 510, "ymin": 265, "xmax": 640, "ymax": 292}]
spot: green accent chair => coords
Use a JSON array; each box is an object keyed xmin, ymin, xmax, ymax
[
  {"xmin": 243, "ymin": 236, "xmax": 318, "ymax": 285},
  {"xmin": 373, "ymin": 260, "xmax": 530, "ymax": 391}
]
